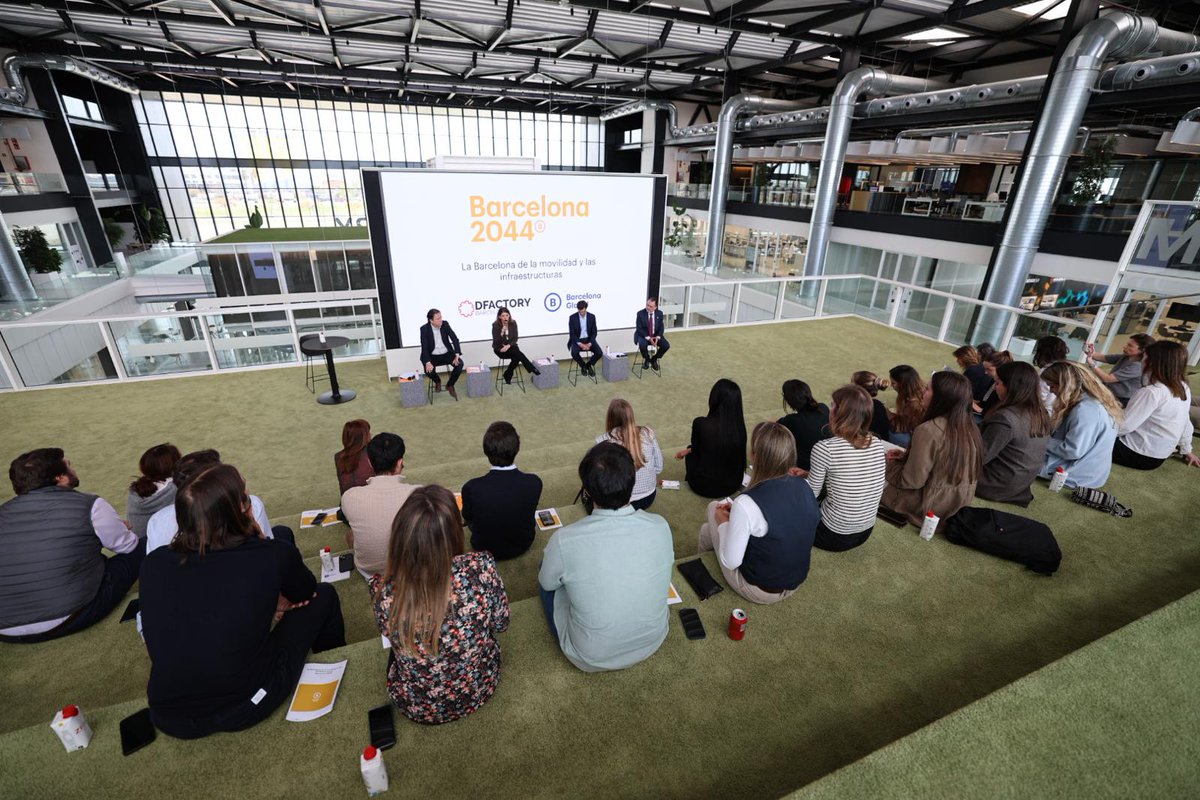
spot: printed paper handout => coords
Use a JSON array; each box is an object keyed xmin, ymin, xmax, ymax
[
  {"xmin": 535, "ymin": 508, "xmax": 562, "ymax": 531},
  {"xmin": 301, "ymin": 508, "xmax": 341, "ymax": 528},
  {"xmin": 286, "ymin": 660, "xmax": 347, "ymax": 722},
  {"xmin": 667, "ymin": 583, "xmax": 682, "ymax": 605}
]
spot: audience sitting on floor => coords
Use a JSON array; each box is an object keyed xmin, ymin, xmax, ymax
[
  {"xmin": 335, "ymin": 419, "xmax": 375, "ymax": 495},
  {"xmin": 1032, "ymin": 335, "xmax": 1069, "ymax": 414},
  {"xmin": 1084, "ymin": 334, "xmax": 1154, "ymax": 407},
  {"xmin": 461, "ymin": 421, "xmax": 542, "ymax": 560},
  {"xmin": 953, "ymin": 344, "xmax": 993, "ymax": 404},
  {"xmin": 539, "ymin": 442, "xmax": 674, "ymax": 672},
  {"xmin": 806, "ymin": 385, "xmax": 894, "ymax": 552},
  {"xmin": 597, "ymin": 399, "xmax": 663, "ymax": 511},
  {"xmin": 852, "ymin": 370, "xmax": 894, "ymax": 442},
  {"xmin": 126, "ymin": 443, "xmax": 181, "ymax": 538},
  {"xmin": 887, "ymin": 365, "xmax": 926, "ymax": 448},
  {"xmin": 676, "ymin": 378, "xmax": 748, "ymax": 499},
  {"xmin": 1039, "ymin": 362, "xmax": 1121, "ymax": 489},
  {"xmin": 341, "ymin": 433, "xmax": 419, "ymax": 578},
  {"xmin": 777, "ymin": 379, "xmax": 830, "ymax": 471},
  {"xmin": 1113, "ymin": 341, "xmax": 1200, "ymax": 471},
  {"xmin": 976, "ymin": 362, "xmax": 1052, "ymax": 507},
  {"xmin": 140, "ymin": 463, "xmax": 345, "ymax": 739},
  {"xmin": 372, "ymin": 484, "xmax": 509, "ymax": 724},
  {"xmin": 882, "ymin": 371, "xmax": 982, "ymax": 526},
  {"xmin": 0, "ymin": 448, "xmax": 145, "ymax": 643},
  {"xmin": 976, "ymin": 350, "xmax": 1014, "ymax": 416},
  {"xmin": 697, "ymin": 422, "xmax": 818, "ymax": 604}
]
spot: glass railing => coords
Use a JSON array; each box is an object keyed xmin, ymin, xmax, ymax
[
  {"xmin": 0, "ymin": 172, "xmax": 67, "ymax": 195},
  {"xmin": 85, "ymin": 173, "xmax": 128, "ymax": 192}
]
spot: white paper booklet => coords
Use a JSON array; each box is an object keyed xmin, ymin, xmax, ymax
[{"xmin": 286, "ymin": 660, "xmax": 347, "ymax": 722}]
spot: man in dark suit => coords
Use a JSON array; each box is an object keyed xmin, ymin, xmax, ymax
[
  {"xmin": 460, "ymin": 421, "xmax": 543, "ymax": 560},
  {"xmin": 567, "ymin": 300, "xmax": 601, "ymax": 377},
  {"xmin": 419, "ymin": 308, "xmax": 463, "ymax": 398},
  {"xmin": 634, "ymin": 296, "xmax": 670, "ymax": 371}
]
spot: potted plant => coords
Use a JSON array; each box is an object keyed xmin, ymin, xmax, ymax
[
  {"xmin": 139, "ymin": 204, "xmax": 173, "ymax": 246},
  {"xmin": 1068, "ymin": 139, "xmax": 1114, "ymax": 206},
  {"xmin": 13, "ymin": 226, "xmax": 62, "ymax": 284}
]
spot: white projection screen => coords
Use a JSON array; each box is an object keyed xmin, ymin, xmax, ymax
[{"xmin": 365, "ymin": 169, "xmax": 665, "ymax": 370}]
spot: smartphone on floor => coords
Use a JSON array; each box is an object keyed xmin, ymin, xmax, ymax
[
  {"xmin": 368, "ymin": 703, "xmax": 396, "ymax": 750},
  {"xmin": 120, "ymin": 708, "xmax": 156, "ymax": 756}
]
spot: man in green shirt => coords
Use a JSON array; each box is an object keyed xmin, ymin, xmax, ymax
[{"xmin": 539, "ymin": 443, "xmax": 675, "ymax": 672}]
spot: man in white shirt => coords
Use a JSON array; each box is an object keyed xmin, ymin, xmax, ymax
[{"xmin": 342, "ymin": 433, "xmax": 420, "ymax": 577}]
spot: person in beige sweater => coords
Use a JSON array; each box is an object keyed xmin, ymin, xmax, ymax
[
  {"xmin": 342, "ymin": 432, "xmax": 420, "ymax": 577},
  {"xmin": 881, "ymin": 371, "xmax": 982, "ymax": 526}
]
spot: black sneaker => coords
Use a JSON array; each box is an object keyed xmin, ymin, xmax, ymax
[{"xmin": 651, "ymin": 360, "xmax": 660, "ymax": 372}]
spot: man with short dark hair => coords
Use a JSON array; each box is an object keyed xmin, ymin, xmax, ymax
[
  {"xmin": 341, "ymin": 432, "xmax": 420, "ymax": 577},
  {"xmin": 567, "ymin": 300, "xmax": 601, "ymax": 377},
  {"xmin": 538, "ymin": 442, "xmax": 674, "ymax": 672},
  {"xmin": 419, "ymin": 308, "xmax": 464, "ymax": 398},
  {"xmin": 461, "ymin": 421, "xmax": 543, "ymax": 560},
  {"xmin": 0, "ymin": 448, "xmax": 144, "ymax": 643},
  {"xmin": 634, "ymin": 296, "xmax": 670, "ymax": 371}
]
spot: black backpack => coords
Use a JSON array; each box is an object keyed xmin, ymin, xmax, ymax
[{"xmin": 942, "ymin": 507, "xmax": 1062, "ymax": 576}]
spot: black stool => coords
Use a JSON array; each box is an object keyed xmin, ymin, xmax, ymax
[
  {"xmin": 299, "ymin": 334, "xmax": 330, "ymax": 393},
  {"xmin": 631, "ymin": 348, "xmax": 663, "ymax": 378},
  {"xmin": 425, "ymin": 364, "xmax": 460, "ymax": 403},
  {"xmin": 567, "ymin": 357, "xmax": 598, "ymax": 387},
  {"xmin": 495, "ymin": 355, "xmax": 526, "ymax": 396}
]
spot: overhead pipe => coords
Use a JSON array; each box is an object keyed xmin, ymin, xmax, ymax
[
  {"xmin": 977, "ymin": 12, "xmax": 1200, "ymax": 344},
  {"xmin": 0, "ymin": 54, "xmax": 140, "ymax": 106},
  {"xmin": 803, "ymin": 68, "xmax": 947, "ymax": 279},
  {"xmin": 0, "ymin": 215, "xmax": 37, "ymax": 303},
  {"xmin": 599, "ymin": 99, "xmax": 681, "ymax": 137}
]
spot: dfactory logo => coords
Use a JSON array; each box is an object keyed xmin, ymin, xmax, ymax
[{"xmin": 458, "ymin": 298, "xmax": 532, "ymax": 318}]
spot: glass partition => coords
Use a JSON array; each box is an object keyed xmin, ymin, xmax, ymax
[
  {"xmin": 736, "ymin": 282, "xmax": 780, "ymax": 323},
  {"xmin": 3, "ymin": 323, "xmax": 118, "ymax": 386},
  {"xmin": 686, "ymin": 284, "xmax": 734, "ymax": 327},
  {"xmin": 109, "ymin": 317, "xmax": 213, "ymax": 377},
  {"xmin": 205, "ymin": 312, "xmax": 296, "ymax": 368}
]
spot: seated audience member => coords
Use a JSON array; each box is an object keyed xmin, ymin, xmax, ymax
[
  {"xmin": 976, "ymin": 350, "xmax": 1014, "ymax": 416},
  {"xmin": 887, "ymin": 365, "xmax": 926, "ymax": 448},
  {"xmin": 1084, "ymin": 333, "xmax": 1154, "ymax": 406},
  {"xmin": 597, "ymin": 399, "xmax": 663, "ymax": 510},
  {"xmin": 419, "ymin": 308, "xmax": 464, "ymax": 398},
  {"xmin": 634, "ymin": 297, "xmax": 670, "ymax": 371},
  {"xmin": 1113, "ymin": 341, "xmax": 1200, "ymax": 470},
  {"xmin": 676, "ymin": 378, "xmax": 748, "ymax": 498},
  {"xmin": 953, "ymin": 345, "xmax": 993, "ymax": 403},
  {"xmin": 334, "ymin": 419, "xmax": 374, "ymax": 495},
  {"xmin": 127, "ymin": 443, "xmax": 182, "ymax": 537},
  {"xmin": 372, "ymin": 485, "xmax": 509, "ymax": 724},
  {"xmin": 140, "ymin": 463, "xmax": 345, "ymax": 739},
  {"xmin": 539, "ymin": 443, "xmax": 674, "ymax": 672},
  {"xmin": 492, "ymin": 307, "xmax": 541, "ymax": 385},
  {"xmin": 777, "ymin": 379, "xmax": 830, "ymax": 471},
  {"xmin": 342, "ymin": 433, "xmax": 420, "ymax": 577},
  {"xmin": 461, "ymin": 422, "xmax": 542, "ymax": 559},
  {"xmin": 852, "ymin": 371, "xmax": 893, "ymax": 441},
  {"xmin": 567, "ymin": 300, "xmax": 601, "ymax": 377},
  {"xmin": 1033, "ymin": 335, "xmax": 1069, "ymax": 414},
  {"xmin": 0, "ymin": 449, "xmax": 144, "ymax": 643},
  {"xmin": 698, "ymin": 422, "xmax": 818, "ymax": 603},
  {"xmin": 976, "ymin": 343, "xmax": 997, "ymax": 361},
  {"xmin": 977, "ymin": 362, "xmax": 1052, "ymax": 507},
  {"xmin": 807, "ymin": 386, "xmax": 893, "ymax": 552},
  {"xmin": 881, "ymin": 371, "xmax": 982, "ymax": 525},
  {"xmin": 1039, "ymin": 362, "xmax": 1121, "ymax": 488},
  {"xmin": 146, "ymin": 450, "xmax": 282, "ymax": 553}
]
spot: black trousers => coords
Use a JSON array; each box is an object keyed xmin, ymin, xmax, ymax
[
  {"xmin": 425, "ymin": 352, "xmax": 463, "ymax": 386},
  {"xmin": 571, "ymin": 343, "xmax": 601, "ymax": 368},
  {"xmin": 637, "ymin": 336, "xmax": 670, "ymax": 363},
  {"xmin": 495, "ymin": 345, "xmax": 535, "ymax": 377},
  {"xmin": 813, "ymin": 520, "xmax": 873, "ymax": 552},
  {"xmin": 1112, "ymin": 438, "xmax": 1166, "ymax": 471}
]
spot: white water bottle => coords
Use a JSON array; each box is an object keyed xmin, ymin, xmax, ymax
[
  {"xmin": 361, "ymin": 746, "xmax": 389, "ymax": 796},
  {"xmin": 318, "ymin": 330, "xmax": 327, "ymax": 344},
  {"xmin": 1049, "ymin": 467, "xmax": 1068, "ymax": 492},
  {"xmin": 319, "ymin": 547, "xmax": 333, "ymax": 574},
  {"xmin": 919, "ymin": 511, "xmax": 938, "ymax": 541},
  {"xmin": 50, "ymin": 705, "xmax": 92, "ymax": 752}
]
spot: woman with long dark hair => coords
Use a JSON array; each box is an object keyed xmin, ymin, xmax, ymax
[
  {"xmin": 140, "ymin": 463, "xmax": 345, "ymax": 739},
  {"xmin": 1039, "ymin": 362, "xmax": 1122, "ymax": 488},
  {"xmin": 334, "ymin": 419, "xmax": 374, "ymax": 494},
  {"xmin": 976, "ymin": 350, "xmax": 1014, "ymax": 415},
  {"xmin": 776, "ymin": 379, "xmax": 830, "ymax": 471},
  {"xmin": 597, "ymin": 398, "xmax": 663, "ymax": 510},
  {"xmin": 675, "ymin": 378, "xmax": 748, "ymax": 498},
  {"xmin": 372, "ymin": 485, "xmax": 509, "ymax": 724},
  {"xmin": 1084, "ymin": 333, "xmax": 1154, "ymax": 406},
  {"xmin": 977, "ymin": 362, "xmax": 1051, "ymax": 506},
  {"xmin": 953, "ymin": 345, "xmax": 993, "ymax": 403},
  {"xmin": 851, "ymin": 370, "xmax": 892, "ymax": 441},
  {"xmin": 492, "ymin": 306, "xmax": 541, "ymax": 385},
  {"xmin": 887, "ymin": 365, "xmax": 926, "ymax": 448},
  {"xmin": 127, "ymin": 443, "xmax": 181, "ymax": 537},
  {"xmin": 1114, "ymin": 341, "xmax": 1200, "ymax": 470},
  {"xmin": 881, "ymin": 371, "xmax": 982, "ymax": 526}
]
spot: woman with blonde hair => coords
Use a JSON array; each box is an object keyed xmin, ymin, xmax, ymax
[
  {"xmin": 1039, "ymin": 361, "xmax": 1121, "ymax": 488},
  {"xmin": 371, "ymin": 485, "xmax": 509, "ymax": 724},
  {"xmin": 697, "ymin": 422, "xmax": 819, "ymax": 605},
  {"xmin": 596, "ymin": 398, "xmax": 663, "ymax": 510},
  {"xmin": 1114, "ymin": 341, "xmax": 1200, "ymax": 470}
]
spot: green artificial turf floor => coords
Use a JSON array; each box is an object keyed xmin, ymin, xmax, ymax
[{"xmin": 1, "ymin": 317, "xmax": 1198, "ymax": 799}]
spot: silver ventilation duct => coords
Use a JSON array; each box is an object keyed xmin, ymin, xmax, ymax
[
  {"xmin": 803, "ymin": 68, "xmax": 947, "ymax": 280},
  {"xmin": 0, "ymin": 215, "xmax": 37, "ymax": 302},
  {"xmin": 599, "ymin": 100, "xmax": 681, "ymax": 137},
  {"xmin": 0, "ymin": 54, "xmax": 140, "ymax": 106}
]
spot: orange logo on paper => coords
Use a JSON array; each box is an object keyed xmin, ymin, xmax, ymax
[{"xmin": 292, "ymin": 680, "xmax": 339, "ymax": 712}]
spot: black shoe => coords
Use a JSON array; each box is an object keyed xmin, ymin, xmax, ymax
[
  {"xmin": 641, "ymin": 361, "xmax": 649, "ymax": 370},
  {"xmin": 651, "ymin": 360, "xmax": 660, "ymax": 372},
  {"xmin": 504, "ymin": 373, "xmax": 513, "ymax": 385},
  {"xmin": 531, "ymin": 366, "xmax": 541, "ymax": 376}
]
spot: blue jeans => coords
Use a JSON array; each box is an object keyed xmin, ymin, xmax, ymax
[
  {"xmin": 888, "ymin": 432, "xmax": 912, "ymax": 448},
  {"xmin": 539, "ymin": 585, "xmax": 559, "ymax": 640}
]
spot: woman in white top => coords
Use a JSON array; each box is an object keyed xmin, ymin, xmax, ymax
[
  {"xmin": 1113, "ymin": 341, "xmax": 1200, "ymax": 471},
  {"xmin": 596, "ymin": 398, "xmax": 663, "ymax": 510},
  {"xmin": 807, "ymin": 384, "xmax": 894, "ymax": 552}
]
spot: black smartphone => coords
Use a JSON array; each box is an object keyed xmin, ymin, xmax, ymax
[
  {"xmin": 119, "ymin": 597, "xmax": 140, "ymax": 624},
  {"xmin": 678, "ymin": 608, "xmax": 706, "ymax": 640},
  {"xmin": 876, "ymin": 505, "xmax": 909, "ymax": 528},
  {"xmin": 337, "ymin": 553, "xmax": 355, "ymax": 573},
  {"xmin": 119, "ymin": 708, "xmax": 156, "ymax": 756},
  {"xmin": 368, "ymin": 703, "xmax": 396, "ymax": 750},
  {"xmin": 310, "ymin": 511, "xmax": 327, "ymax": 526},
  {"xmin": 537, "ymin": 510, "xmax": 555, "ymax": 527}
]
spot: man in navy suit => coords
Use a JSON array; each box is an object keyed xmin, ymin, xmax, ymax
[
  {"xmin": 567, "ymin": 300, "xmax": 601, "ymax": 377},
  {"xmin": 634, "ymin": 297, "xmax": 670, "ymax": 371},
  {"xmin": 419, "ymin": 308, "xmax": 463, "ymax": 398}
]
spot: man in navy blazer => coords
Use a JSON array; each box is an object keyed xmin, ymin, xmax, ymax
[
  {"xmin": 567, "ymin": 300, "xmax": 601, "ymax": 377},
  {"xmin": 419, "ymin": 308, "xmax": 463, "ymax": 398},
  {"xmin": 634, "ymin": 297, "xmax": 670, "ymax": 371}
]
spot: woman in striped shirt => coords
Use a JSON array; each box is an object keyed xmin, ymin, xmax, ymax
[{"xmin": 806, "ymin": 384, "xmax": 895, "ymax": 552}]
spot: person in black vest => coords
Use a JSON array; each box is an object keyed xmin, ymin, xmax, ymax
[
  {"xmin": 634, "ymin": 297, "xmax": 670, "ymax": 371},
  {"xmin": 419, "ymin": 308, "xmax": 464, "ymax": 398},
  {"xmin": 0, "ymin": 448, "xmax": 145, "ymax": 643},
  {"xmin": 460, "ymin": 421, "xmax": 543, "ymax": 560},
  {"xmin": 696, "ymin": 422, "xmax": 818, "ymax": 605},
  {"xmin": 567, "ymin": 300, "xmax": 601, "ymax": 377}
]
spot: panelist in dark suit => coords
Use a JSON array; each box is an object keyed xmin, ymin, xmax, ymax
[
  {"xmin": 567, "ymin": 300, "xmax": 601, "ymax": 377},
  {"xmin": 634, "ymin": 297, "xmax": 670, "ymax": 372},
  {"xmin": 492, "ymin": 307, "xmax": 541, "ymax": 385},
  {"xmin": 419, "ymin": 308, "xmax": 463, "ymax": 398},
  {"xmin": 461, "ymin": 422, "xmax": 543, "ymax": 560}
]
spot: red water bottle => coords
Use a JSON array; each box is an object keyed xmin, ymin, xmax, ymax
[{"xmin": 728, "ymin": 608, "xmax": 747, "ymax": 641}]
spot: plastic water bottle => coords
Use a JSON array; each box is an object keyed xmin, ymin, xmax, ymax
[
  {"xmin": 361, "ymin": 746, "xmax": 389, "ymax": 796},
  {"xmin": 50, "ymin": 705, "xmax": 92, "ymax": 752},
  {"xmin": 318, "ymin": 331, "xmax": 327, "ymax": 344},
  {"xmin": 1049, "ymin": 467, "xmax": 1068, "ymax": 492},
  {"xmin": 319, "ymin": 547, "xmax": 333, "ymax": 574},
  {"xmin": 919, "ymin": 511, "xmax": 938, "ymax": 541}
]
